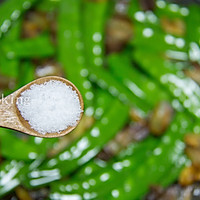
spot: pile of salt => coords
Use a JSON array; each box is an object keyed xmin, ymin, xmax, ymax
[{"xmin": 16, "ymin": 80, "xmax": 83, "ymax": 134}]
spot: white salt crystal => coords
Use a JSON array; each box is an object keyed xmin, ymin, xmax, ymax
[{"xmin": 16, "ymin": 80, "xmax": 83, "ymax": 134}]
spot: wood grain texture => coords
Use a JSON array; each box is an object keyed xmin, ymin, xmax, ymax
[{"xmin": 0, "ymin": 76, "xmax": 84, "ymax": 138}]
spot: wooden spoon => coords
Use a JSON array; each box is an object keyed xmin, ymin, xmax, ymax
[{"xmin": 0, "ymin": 76, "xmax": 84, "ymax": 138}]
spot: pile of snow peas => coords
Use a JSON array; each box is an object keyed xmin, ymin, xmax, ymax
[{"xmin": 0, "ymin": 0, "xmax": 200, "ymax": 199}]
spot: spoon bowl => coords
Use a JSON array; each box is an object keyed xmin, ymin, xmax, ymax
[{"xmin": 0, "ymin": 76, "xmax": 84, "ymax": 138}]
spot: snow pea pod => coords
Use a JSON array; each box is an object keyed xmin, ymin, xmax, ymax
[
  {"xmin": 159, "ymin": 155, "xmax": 188, "ymax": 187},
  {"xmin": 133, "ymin": 49, "xmax": 200, "ymax": 121},
  {"xmin": 0, "ymin": 129, "xmax": 38, "ymax": 161},
  {"xmin": 108, "ymin": 52, "xmax": 171, "ymax": 106},
  {"xmin": 2, "ymin": 34, "xmax": 55, "ymax": 59},
  {"xmin": 87, "ymin": 66, "xmax": 151, "ymax": 115},
  {"xmin": 0, "ymin": 0, "xmax": 37, "ymax": 38},
  {"xmin": 0, "ymin": 19, "xmax": 22, "ymax": 78},
  {"xmin": 3, "ymin": 17, "xmax": 22, "ymax": 40},
  {"xmin": 0, "ymin": 160, "xmax": 25, "ymax": 197},
  {"xmin": 131, "ymin": 23, "xmax": 187, "ymax": 54},
  {"xmin": 81, "ymin": 0, "xmax": 108, "ymax": 68},
  {"xmin": 58, "ymin": 0, "xmax": 94, "ymax": 113},
  {"xmin": 93, "ymin": 88, "xmax": 113, "ymax": 120}
]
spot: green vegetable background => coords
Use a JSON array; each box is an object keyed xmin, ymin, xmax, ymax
[{"xmin": 0, "ymin": 0, "xmax": 200, "ymax": 199}]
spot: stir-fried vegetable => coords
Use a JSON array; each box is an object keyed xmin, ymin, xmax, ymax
[{"xmin": 1, "ymin": 0, "xmax": 200, "ymax": 199}]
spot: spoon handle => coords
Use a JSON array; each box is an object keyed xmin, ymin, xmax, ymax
[{"xmin": 0, "ymin": 95, "xmax": 19, "ymax": 130}]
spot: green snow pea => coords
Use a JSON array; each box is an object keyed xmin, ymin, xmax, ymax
[
  {"xmin": 107, "ymin": 52, "xmax": 171, "ymax": 106},
  {"xmin": 0, "ymin": 0, "xmax": 37, "ymax": 38},
  {"xmin": 133, "ymin": 49, "xmax": 200, "ymax": 121},
  {"xmin": 0, "ymin": 129, "xmax": 38, "ymax": 161},
  {"xmin": 2, "ymin": 34, "xmax": 55, "ymax": 59},
  {"xmin": 58, "ymin": 0, "xmax": 94, "ymax": 113},
  {"xmin": 0, "ymin": 160, "xmax": 28, "ymax": 197},
  {"xmin": 93, "ymin": 88, "xmax": 113, "ymax": 120},
  {"xmin": 81, "ymin": 0, "xmax": 108, "ymax": 68},
  {"xmin": 87, "ymin": 66, "xmax": 152, "ymax": 115},
  {"xmin": 0, "ymin": 19, "xmax": 22, "ymax": 78}
]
